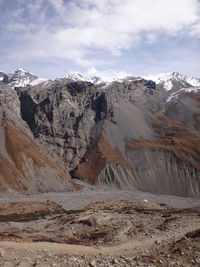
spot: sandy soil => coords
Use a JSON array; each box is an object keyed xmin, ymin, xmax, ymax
[{"xmin": 0, "ymin": 197, "xmax": 199, "ymax": 266}]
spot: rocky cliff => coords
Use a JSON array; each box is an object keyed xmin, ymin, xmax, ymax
[
  {"xmin": 1, "ymin": 71, "xmax": 200, "ymax": 197},
  {"xmin": 0, "ymin": 82, "xmax": 78, "ymax": 195}
]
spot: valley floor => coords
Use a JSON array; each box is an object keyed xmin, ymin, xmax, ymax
[
  {"xmin": 0, "ymin": 188, "xmax": 200, "ymax": 266},
  {"xmin": 1, "ymin": 184, "xmax": 200, "ymax": 210}
]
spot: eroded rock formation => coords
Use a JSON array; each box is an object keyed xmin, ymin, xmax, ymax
[
  {"xmin": 1, "ymin": 72, "xmax": 200, "ymax": 197},
  {"xmin": 0, "ymin": 82, "xmax": 78, "ymax": 195}
]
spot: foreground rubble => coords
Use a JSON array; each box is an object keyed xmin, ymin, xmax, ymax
[{"xmin": 0, "ymin": 199, "xmax": 199, "ymax": 266}]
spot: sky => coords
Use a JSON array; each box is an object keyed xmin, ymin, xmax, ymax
[{"xmin": 0, "ymin": 0, "xmax": 200, "ymax": 79}]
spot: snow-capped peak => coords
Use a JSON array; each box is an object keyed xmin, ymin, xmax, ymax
[
  {"xmin": 63, "ymin": 72, "xmax": 107, "ymax": 84},
  {"xmin": 63, "ymin": 70, "xmax": 200, "ymax": 89},
  {"xmin": 62, "ymin": 70, "xmax": 133, "ymax": 85},
  {"xmin": 64, "ymin": 72, "xmax": 85, "ymax": 81},
  {"xmin": 145, "ymin": 72, "xmax": 200, "ymax": 91},
  {"xmin": 8, "ymin": 69, "xmax": 38, "ymax": 88},
  {"xmin": 0, "ymin": 68, "xmax": 47, "ymax": 88},
  {"xmin": 1, "ymin": 67, "xmax": 200, "ymax": 92}
]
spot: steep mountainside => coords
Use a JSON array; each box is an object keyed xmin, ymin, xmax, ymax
[
  {"xmin": 0, "ymin": 82, "xmax": 78, "ymax": 195},
  {"xmin": 1, "ymin": 70, "xmax": 200, "ymax": 197}
]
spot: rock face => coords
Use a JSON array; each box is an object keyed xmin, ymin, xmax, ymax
[
  {"xmin": 0, "ymin": 82, "xmax": 78, "ymax": 195},
  {"xmin": 17, "ymin": 80, "xmax": 106, "ymax": 170},
  {"xmin": 1, "ymin": 71, "xmax": 200, "ymax": 197},
  {"xmin": 73, "ymin": 81, "xmax": 200, "ymax": 197}
]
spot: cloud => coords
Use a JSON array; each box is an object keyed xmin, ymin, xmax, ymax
[{"xmin": 0, "ymin": 0, "xmax": 200, "ymax": 76}]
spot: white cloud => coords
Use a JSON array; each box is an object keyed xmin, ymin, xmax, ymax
[
  {"xmin": 1, "ymin": 0, "xmax": 200, "ymax": 75},
  {"xmin": 19, "ymin": 1, "xmax": 200, "ymax": 53}
]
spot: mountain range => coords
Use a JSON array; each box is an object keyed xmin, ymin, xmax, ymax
[
  {"xmin": 1, "ymin": 68, "xmax": 200, "ymax": 89},
  {"xmin": 1, "ymin": 68, "xmax": 200, "ymax": 197}
]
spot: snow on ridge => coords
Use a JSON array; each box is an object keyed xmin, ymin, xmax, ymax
[
  {"xmin": 62, "ymin": 71, "xmax": 200, "ymax": 89},
  {"xmin": 11, "ymin": 77, "xmax": 47, "ymax": 88},
  {"xmin": 163, "ymin": 80, "xmax": 173, "ymax": 91},
  {"xmin": 1, "ymin": 67, "xmax": 200, "ymax": 90},
  {"xmin": 30, "ymin": 78, "xmax": 47, "ymax": 86},
  {"xmin": 6, "ymin": 68, "xmax": 47, "ymax": 88},
  {"xmin": 167, "ymin": 86, "xmax": 200, "ymax": 103},
  {"xmin": 145, "ymin": 72, "xmax": 173, "ymax": 83},
  {"xmin": 145, "ymin": 72, "xmax": 200, "ymax": 91},
  {"xmin": 16, "ymin": 68, "xmax": 27, "ymax": 72},
  {"xmin": 186, "ymin": 77, "xmax": 200, "ymax": 87},
  {"xmin": 11, "ymin": 78, "xmax": 31, "ymax": 88},
  {"xmin": 64, "ymin": 72, "xmax": 85, "ymax": 81},
  {"xmin": 62, "ymin": 71, "xmax": 141, "ymax": 85}
]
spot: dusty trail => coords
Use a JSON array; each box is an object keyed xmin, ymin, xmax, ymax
[{"xmin": 0, "ymin": 223, "xmax": 199, "ymax": 257}]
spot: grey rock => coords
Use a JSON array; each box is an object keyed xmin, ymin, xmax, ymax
[{"xmin": 1, "ymin": 72, "xmax": 200, "ymax": 198}]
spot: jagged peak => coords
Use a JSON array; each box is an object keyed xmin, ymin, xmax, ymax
[
  {"xmin": 0, "ymin": 68, "xmax": 48, "ymax": 88},
  {"xmin": 62, "ymin": 71, "xmax": 200, "ymax": 89},
  {"xmin": 1, "ymin": 67, "xmax": 200, "ymax": 90},
  {"xmin": 145, "ymin": 71, "xmax": 199, "ymax": 82},
  {"xmin": 64, "ymin": 72, "xmax": 84, "ymax": 80},
  {"xmin": 61, "ymin": 70, "xmax": 139, "ymax": 85},
  {"xmin": 13, "ymin": 68, "xmax": 37, "ymax": 77},
  {"xmin": 145, "ymin": 72, "xmax": 200, "ymax": 91}
]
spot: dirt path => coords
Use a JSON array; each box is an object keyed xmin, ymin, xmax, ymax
[{"xmin": 0, "ymin": 223, "xmax": 198, "ymax": 257}]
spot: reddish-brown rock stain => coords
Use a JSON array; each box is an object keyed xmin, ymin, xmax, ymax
[
  {"xmin": 126, "ymin": 115, "xmax": 200, "ymax": 171},
  {"xmin": 74, "ymin": 135, "xmax": 131, "ymax": 184},
  {"xmin": 5, "ymin": 122, "xmax": 56, "ymax": 175}
]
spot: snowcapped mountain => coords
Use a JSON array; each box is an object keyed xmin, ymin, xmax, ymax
[
  {"xmin": 145, "ymin": 72, "xmax": 200, "ymax": 91},
  {"xmin": 63, "ymin": 72, "xmax": 106, "ymax": 84},
  {"xmin": 144, "ymin": 72, "xmax": 200, "ymax": 103},
  {"xmin": 64, "ymin": 72, "xmax": 85, "ymax": 82},
  {"xmin": 63, "ymin": 71, "xmax": 200, "ymax": 91},
  {"xmin": 1, "ymin": 68, "xmax": 200, "ymax": 93},
  {"xmin": 8, "ymin": 68, "xmax": 38, "ymax": 88},
  {"xmin": 63, "ymin": 71, "xmax": 141, "ymax": 85},
  {"xmin": 0, "ymin": 68, "xmax": 47, "ymax": 88}
]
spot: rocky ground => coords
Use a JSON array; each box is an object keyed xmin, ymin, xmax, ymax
[{"xmin": 0, "ymin": 197, "xmax": 199, "ymax": 266}]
